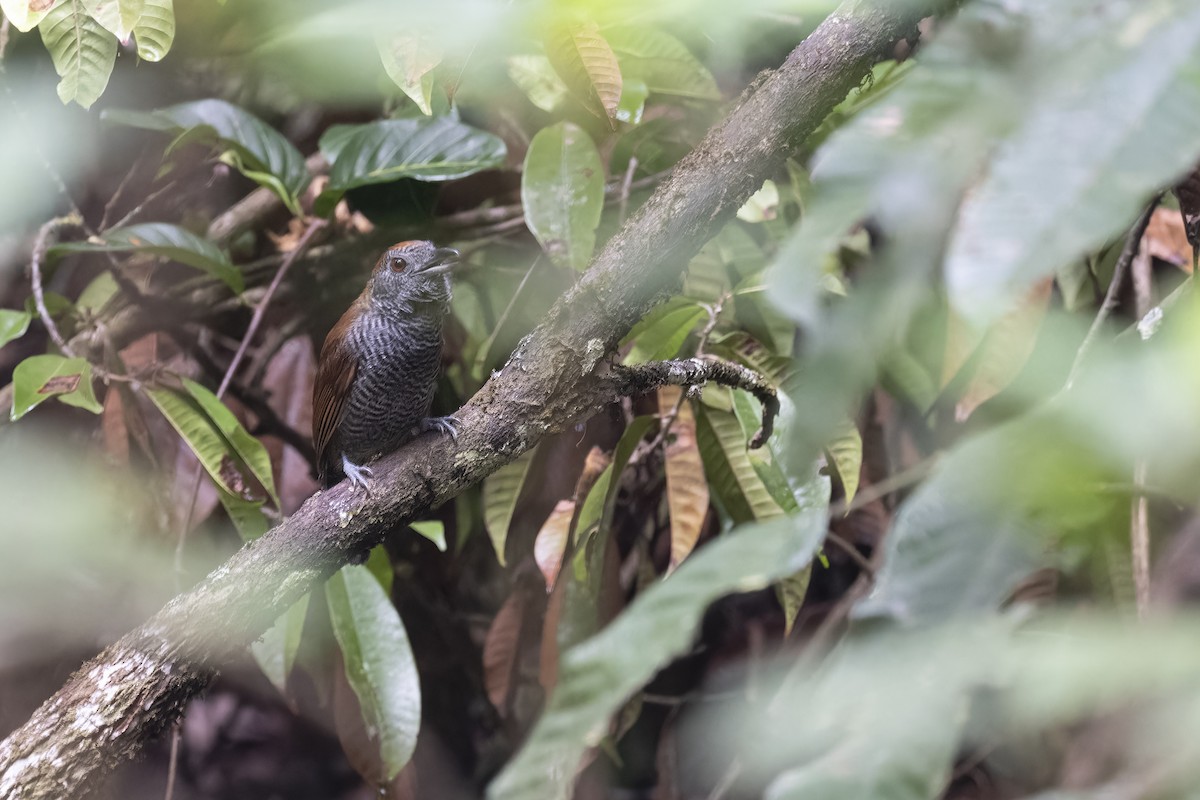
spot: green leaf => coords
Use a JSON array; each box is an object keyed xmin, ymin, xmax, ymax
[
  {"xmin": 605, "ymin": 25, "xmax": 719, "ymax": 100},
  {"xmin": 327, "ymin": 565, "xmax": 421, "ymax": 782},
  {"xmin": 83, "ymin": 0, "xmax": 143, "ymax": 40},
  {"xmin": 487, "ymin": 472, "xmax": 830, "ymax": 800},
  {"xmin": 1, "ymin": 0, "xmax": 59, "ymax": 31},
  {"xmin": 545, "ymin": 21, "xmax": 622, "ymax": 126},
  {"xmin": 130, "ymin": 0, "xmax": 173, "ymax": 61},
  {"xmin": 521, "ymin": 121, "xmax": 605, "ymax": 270},
  {"xmin": 104, "ymin": 100, "xmax": 308, "ymax": 210},
  {"xmin": 365, "ymin": 544, "xmax": 393, "ymax": 594},
  {"xmin": 50, "ymin": 223, "xmax": 243, "ymax": 292},
  {"xmin": 11, "ymin": 355, "xmax": 102, "ymax": 420},
  {"xmin": 251, "ymin": 594, "xmax": 310, "ymax": 693},
  {"xmin": 410, "ymin": 520, "xmax": 446, "ymax": 552},
  {"xmin": 180, "ymin": 377, "xmax": 279, "ymax": 507},
  {"xmin": 621, "ymin": 300, "xmax": 706, "ymax": 364},
  {"xmin": 823, "ymin": 418, "xmax": 862, "ymax": 507},
  {"xmin": 39, "ymin": 0, "xmax": 118, "ymax": 109},
  {"xmin": 317, "ymin": 117, "xmax": 507, "ymax": 216},
  {"xmin": 695, "ymin": 396, "xmax": 784, "ymax": 524},
  {"xmin": 0, "ymin": 309, "xmax": 33, "ymax": 349},
  {"xmin": 145, "ymin": 384, "xmax": 270, "ymax": 504},
  {"xmin": 377, "ymin": 33, "xmax": 441, "ymax": 116},
  {"xmin": 945, "ymin": 3, "xmax": 1200, "ymax": 322},
  {"xmin": 507, "ymin": 54, "xmax": 569, "ymax": 113},
  {"xmin": 482, "ymin": 447, "xmax": 537, "ymax": 566}
]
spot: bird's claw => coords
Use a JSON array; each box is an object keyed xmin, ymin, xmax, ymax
[
  {"xmin": 341, "ymin": 455, "xmax": 374, "ymax": 493},
  {"xmin": 420, "ymin": 414, "xmax": 460, "ymax": 441}
]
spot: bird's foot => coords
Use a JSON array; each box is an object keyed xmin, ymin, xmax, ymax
[
  {"xmin": 342, "ymin": 455, "xmax": 375, "ymax": 493},
  {"xmin": 419, "ymin": 414, "xmax": 460, "ymax": 441}
]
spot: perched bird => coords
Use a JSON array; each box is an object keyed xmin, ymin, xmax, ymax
[{"xmin": 312, "ymin": 240, "xmax": 460, "ymax": 489}]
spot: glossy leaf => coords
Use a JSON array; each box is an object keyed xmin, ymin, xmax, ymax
[
  {"xmin": 377, "ymin": 33, "xmax": 441, "ymax": 116},
  {"xmin": 482, "ymin": 447, "xmax": 537, "ymax": 566},
  {"xmin": 11, "ymin": 355, "xmax": 102, "ymax": 420},
  {"xmin": 659, "ymin": 388, "xmax": 708, "ymax": 569},
  {"xmin": 0, "ymin": 309, "xmax": 33, "ymax": 349},
  {"xmin": 605, "ymin": 25, "xmax": 719, "ymax": 100},
  {"xmin": 104, "ymin": 99, "xmax": 308, "ymax": 210},
  {"xmin": 131, "ymin": 0, "xmax": 174, "ymax": 62},
  {"xmin": 545, "ymin": 21, "xmax": 621, "ymax": 125},
  {"xmin": 487, "ymin": 473, "xmax": 830, "ymax": 800},
  {"xmin": 521, "ymin": 122, "xmax": 605, "ymax": 270},
  {"xmin": 327, "ymin": 565, "xmax": 421, "ymax": 782},
  {"xmin": 39, "ymin": 0, "xmax": 117, "ymax": 109},
  {"xmin": 51, "ymin": 223, "xmax": 243, "ymax": 292},
  {"xmin": 318, "ymin": 117, "xmax": 506, "ymax": 216}
]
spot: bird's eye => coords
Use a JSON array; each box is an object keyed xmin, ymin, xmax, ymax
[{"xmin": 390, "ymin": 256, "xmax": 408, "ymax": 273}]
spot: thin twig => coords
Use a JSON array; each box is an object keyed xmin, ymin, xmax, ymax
[
  {"xmin": 825, "ymin": 531, "xmax": 874, "ymax": 577},
  {"xmin": 618, "ymin": 157, "xmax": 639, "ymax": 224},
  {"xmin": 110, "ymin": 180, "xmax": 180, "ymax": 231},
  {"xmin": 100, "ymin": 159, "xmax": 145, "ymax": 231},
  {"xmin": 828, "ymin": 456, "xmax": 935, "ymax": 517},
  {"xmin": 30, "ymin": 216, "xmax": 83, "ymax": 357},
  {"xmin": 1065, "ymin": 196, "xmax": 1160, "ymax": 389},
  {"xmin": 471, "ymin": 256, "xmax": 542, "ymax": 378}
]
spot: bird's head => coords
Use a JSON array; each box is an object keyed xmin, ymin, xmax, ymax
[{"xmin": 369, "ymin": 240, "xmax": 459, "ymax": 309}]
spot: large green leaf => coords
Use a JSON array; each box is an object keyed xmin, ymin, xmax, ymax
[
  {"xmin": 180, "ymin": 377, "xmax": 278, "ymax": 507},
  {"xmin": 376, "ymin": 33, "xmax": 441, "ymax": 116},
  {"xmin": 251, "ymin": 594, "xmax": 310, "ymax": 693},
  {"xmin": 145, "ymin": 384, "xmax": 272, "ymax": 506},
  {"xmin": 131, "ymin": 0, "xmax": 174, "ymax": 61},
  {"xmin": 317, "ymin": 117, "xmax": 507, "ymax": 216},
  {"xmin": 481, "ymin": 447, "xmax": 537, "ymax": 566},
  {"xmin": 487, "ymin": 472, "xmax": 830, "ymax": 800},
  {"xmin": 51, "ymin": 223, "xmax": 243, "ymax": 292},
  {"xmin": 521, "ymin": 122, "xmax": 605, "ymax": 270},
  {"xmin": 104, "ymin": 99, "xmax": 308, "ymax": 211},
  {"xmin": 545, "ymin": 21, "xmax": 622, "ymax": 125},
  {"xmin": 621, "ymin": 300, "xmax": 706, "ymax": 364},
  {"xmin": 605, "ymin": 25, "xmax": 719, "ymax": 100},
  {"xmin": 39, "ymin": 0, "xmax": 118, "ymax": 109},
  {"xmin": 695, "ymin": 395, "xmax": 784, "ymax": 524},
  {"xmin": 327, "ymin": 565, "xmax": 421, "ymax": 782},
  {"xmin": 945, "ymin": 1, "xmax": 1200, "ymax": 322},
  {"xmin": 11, "ymin": 355, "xmax": 102, "ymax": 420},
  {"xmin": 0, "ymin": 309, "xmax": 33, "ymax": 349}
]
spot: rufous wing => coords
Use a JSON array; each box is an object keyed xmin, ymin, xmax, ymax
[{"xmin": 312, "ymin": 300, "xmax": 363, "ymax": 480}]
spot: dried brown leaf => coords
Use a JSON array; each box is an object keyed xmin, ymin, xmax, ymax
[
  {"xmin": 483, "ymin": 590, "xmax": 527, "ymax": 714},
  {"xmin": 659, "ymin": 387, "xmax": 709, "ymax": 570},
  {"xmin": 534, "ymin": 498, "xmax": 576, "ymax": 591}
]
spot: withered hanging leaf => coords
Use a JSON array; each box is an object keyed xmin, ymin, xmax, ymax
[
  {"xmin": 534, "ymin": 499, "xmax": 577, "ymax": 591},
  {"xmin": 483, "ymin": 589, "xmax": 528, "ymax": 714},
  {"xmin": 659, "ymin": 387, "xmax": 709, "ymax": 570}
]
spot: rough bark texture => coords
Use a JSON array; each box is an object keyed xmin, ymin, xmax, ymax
[{"xmin": 0, "ymin": 3, "xmax": 931, "ymax": 797}]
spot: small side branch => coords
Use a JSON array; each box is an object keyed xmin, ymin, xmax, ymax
[{"xmin": 610, "ymin": 356, "xmax": 778, "ymax": 448}]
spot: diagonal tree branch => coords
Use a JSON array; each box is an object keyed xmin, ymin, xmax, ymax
[{"xmin": 0, "ymin": 3, "xmax": 933, "ymax": 797}]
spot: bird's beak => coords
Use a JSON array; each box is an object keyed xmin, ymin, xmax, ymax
[{"xmin": 421, "ymin": 247, "xmax": 461, "ymax": 275}]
